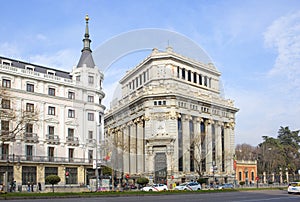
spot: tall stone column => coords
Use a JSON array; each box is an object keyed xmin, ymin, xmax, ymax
[
  {"xmin": 137, "ymin": 119, "xmax": 144, "ymax": 174},
  {"xmin": 205, "ymin": 120, "xmax": 212, "ymax": 173},
  {"xmin": 193, "ymin": 117, "xmax": 201, "ymax": 172},
  {"xmin": 215, "ymin": 122, "xmax": 222, "ymax": 173},
  {"xmin": 123, "ymin": 124, "xmax": 130, "ymax": 174},
  {"xmin": 130, "ymin": 121, "xmax": 137, "ymax": 174},
  {"xmin": 182, "ymin": 115, "xmax": 190, "ymax": 173}
]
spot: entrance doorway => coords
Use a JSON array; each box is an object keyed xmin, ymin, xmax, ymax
[{"xmin": 154, "ymin": 153, "xmax": 167, "ymax": 184}]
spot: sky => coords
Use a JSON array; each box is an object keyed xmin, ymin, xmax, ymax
[{"xmin": 0, "ymin": 0, "xmax": 299, "ymax": 146}]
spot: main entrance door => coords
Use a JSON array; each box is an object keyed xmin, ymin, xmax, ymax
[{"xmin": 154, "ymin": 152, "xmax": 167, "ymax": 184}]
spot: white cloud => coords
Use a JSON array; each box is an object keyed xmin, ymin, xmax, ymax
[
  {"xmin": 0, "ymin": 42, "xmax": 22, "ymax": 59},
  {"xmin": 29, "ymin": 49, "xmax": 77, "ymax": 70},
  {"xmin": 264, "ymin": 11, "xmax": 300, "ymax": 90},
  {"xmin": 36, "ymin": 34, "xmax": 47, "ymax": 41}
]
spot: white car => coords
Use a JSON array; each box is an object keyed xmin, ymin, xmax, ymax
[
  {"xmin": 141, "ymin": 184, "xmax": 168, "ymax": 191},
  {"xmin": 174, "ymin": 182, "xmax": 202, "ymax": 191},
  {"xmin": 288, "ymin": 182, "xmax": 300, "ymax": 194}
]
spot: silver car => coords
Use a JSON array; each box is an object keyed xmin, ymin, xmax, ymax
[{"xmin": 174, "ymin": 182, "xmax": 202, "ymax": 191}]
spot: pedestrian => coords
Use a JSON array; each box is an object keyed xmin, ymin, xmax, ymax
[
  {"xmin": 38, "ymin": 182, "xmax": 42, "ymax": 191},
  {"xmin": 27, "ymin": 182, "xmax": 30, "ymax": 192},
  {"xmin": 31, "ymin": 182, "xmax": 34, "ymax": 192}
]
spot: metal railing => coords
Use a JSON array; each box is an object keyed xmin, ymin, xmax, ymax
[
  {"xmin": 66, "ymin": 136, "xmax": 79, "ymax": 146},
  {"xmin": 46, "ymin": 134, "xmax": 60, "ymax": 144},
  {"xmin": 24, "ymin": 132, "xmax": 39, "ymax": 143},
  {"xmin": 0, "ymin": 154, "xmax": 93, "ymax": 165}
]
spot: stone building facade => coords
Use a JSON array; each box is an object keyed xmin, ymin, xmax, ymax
[
  {"xmin": 0, "ymin": 15, "xmax": 105, "ymax": 190},
  {"xmin": 104, "ymin": 47, "xmax": 239, "ymax": 185}
]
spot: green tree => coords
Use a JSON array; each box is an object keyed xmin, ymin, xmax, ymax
[{"xmin": 45, "ymin": 175, "xmax": 61, "ymax": 193}]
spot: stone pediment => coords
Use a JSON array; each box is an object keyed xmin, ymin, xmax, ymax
[
  {"xmin": 44, "ymin": 118, "xmax": 59, "ymax": 124},
  {"xmin": 65, "ymin": 120, "xmax": 79, "ymax": 126}
]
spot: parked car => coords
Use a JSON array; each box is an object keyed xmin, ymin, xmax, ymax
[
  {"xmin": 288, "ymin": 182, "xmax": 300, "ymax": 194},
  {"xmin": 174, "ymin": 182, "xmax": 202, "ymax": 191},
  {"xmin": 141, "ymin": 184, "xmax": 168, "ymax": 192},
  {"xmin": 218, "ymin": 183, "xmax": 234, "ymax": 190}
]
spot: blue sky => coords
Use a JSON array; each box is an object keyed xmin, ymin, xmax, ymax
[{"xmin": 0, "ymin": 0, "xmax": 300, "ymax": 146}]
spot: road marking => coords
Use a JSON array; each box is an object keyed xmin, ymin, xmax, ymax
[{"xmin": 232, "ymin": 196, "xmax": 300, "ymax": 201}]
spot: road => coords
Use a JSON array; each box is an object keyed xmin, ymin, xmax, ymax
[{"xmin": 5, "ymin": 190, "xmax": 300, "ymax": 202}]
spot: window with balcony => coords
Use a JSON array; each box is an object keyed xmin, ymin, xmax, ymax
[
  {"xmin": 68, "ymin": 128, "xmax": 74, "ymax": 139},
  {"xmin": 26, "ymin": 145, "xmax": 33, "ymax": 161},
  {"xmin": 68, "ymin": 91, "xmax": 75, "ymax": 100},
  {"xmin": 69, "ymin": 148, "xmax": 74, "ymax": 162},
  {"xmin": 68, "ymin": 109, "xmax": 75, "ymax": 118},
  {"xmin": 1, "ymin": 99, "xmax": 10, "ymax": 109},
  {"xmin": 88, "ymin": 150, "xmax": 93, "ymax": 163},
  {"xmin": 48, "ymin": 88, "xmax": 55, "ymax": 96},
  {"xmin": 1, "ymin": 120, "xmax": 9, "ymax": 136},
  {"xmin": 88, "ymin": 131, "xmax": 93, "ymax": 139},
  {"xmin": 48, "ymin": 126, "xmax": 54, "ymax": 136},
  {"xmin": 2, "ymin": 79, "xmax": 11, "ymax": 88},
  {"xmin": 26, "ymin": 103, "xmax": 34, "ymax": 112},
  {"xmin": 88, "ymin": 113, "xmax": 94, "ymax": 121},
  {"xmin": 26, "ymin": 83, "xmax": 34, "ymax": 92},
  {"xmin": 88, "ymin": 95, "xmax": 94, "ymax": 103},
  {"xmin": 1, "ymin": 144, "xmax": 9, "ymax": 160},
  {"xmin": 88, "ymin": 76, "xmax": 94, "ymax": 84},
  {"xmin": 25, "ymin": 123, "xmax": 33, "ymax": 134},
  {"xmin": 48, "ymin": 106, "xmax": 55, "ymax": 115},
  {"xmin": 48, "ymin": 147, "xmax": 54, "ymax": 162}
]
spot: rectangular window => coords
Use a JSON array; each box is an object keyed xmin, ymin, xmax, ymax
[
  {"xmin": 69, "ymin": 148, "xmax": 74, "ymax": 162},
  {"xmin": 1, "ymin": 99, "xmax": 10, "ymax": 109},
  {"xmin": 26, "ymin": 83, "xmax": 34, "ymax": 92},
  {"xmin": 88, "ymin": 150, "xmax": 93, "ymax": 163},
  {"xmin": 68, "ymin": 109, "xmax": 75, "ymax": 118},
  {"xmin": 48, "ymin": 126, "xmax": 54, "ymax": 135},
  {"xmin": 1, "ymin": 120, "xmax": 9, "ymax": 135},
  {"xmin": 26, "ymin": 103, "xmax": 34, "ymax": 112},
  {"xmin": 48, "ymin": 106, "xmax": 55, "ymax": 115},
  {"xmin": 48, "ymin": 88, "xmax": 55, "ymax": 96},
  {"xmin": 68, "ymin": 128, "xmax": 74, "ymax": 138},
  {"xmin": 48, "ymin": 147, "xmax": 54, "ymax": 162},
  {"xmin": 88, "ymin": 76, "xmax": 94, "ymax": 84},
  {"xmin": 76, "ymin": 76, "xmax": 80, "ymax": 81},
  {"xmin": 2, "ymin": 79, "xmax": 11, "ymax": 88},
  {"xmin": 88, "ymin": 113, "xmax": 94, "ymax": 121},
  {"xmin": 25, "ymin": 123, "xmax": 33, "ymax": 134},
  {"xmin": 65, "ymin": 167, "xmax": 77, "ymax": 184},
  {"xmin": 88, "ymin": 95, "xmax": 94, "ymax": 103},
  {"xmin": 22, "ymin": 166, "xmax": 36, "ymax": 185},
  {"xmin": 239, "ymin": 171, "xmax": 242, "ymax": 181},
  {"xmin": 26, "ymin": 145, "xmax": 33, "ymax": 161},
  {"xmin": 45, "ymin": 167, "xmax": 58, "ymax": 184},
  {"xmin": 68, "ymin": 91, "xmax": 75, "ymax": 99},
  {"xmin": 1, "ymin": 144, "xmax": 9, "ymax": 160},
  {"xmin": 88, "ymin": 131, "xmax": 93, "ymax": 139}
]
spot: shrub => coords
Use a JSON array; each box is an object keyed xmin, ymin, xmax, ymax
[
  {"xmin": 239, "ymin": 181, "xmax": 245, "ymax": 186},
  {"xmin": 137, "ymin": 177, "xmax": 149, "ymax": 186},
  {"xmin": 197, "ymin": 178, "xmax": 207, "ymax": 184},
  {"xmin": 45, "ymin": 175, "xmax": 61, "ymax": 193}
]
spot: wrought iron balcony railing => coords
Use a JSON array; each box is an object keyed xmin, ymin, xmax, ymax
[
  {"xmin": 66, "ymin": 136, "xmax": 79, "ymax": 146},
  {"xmin": 86, "ymin": 138, "xmax": 96, "ymax": 147},
  {"xmin": 0, "ymin": 130, "xmax": 14, "ymax": 141},
  {"xmin": 0, "ymin": 154, "xmax": 93, "ymax": 165},
  {"xmin": 46, "ymin": 134, "xmax": 60, "ymax": 144},
  {"xmin": 23, "ymin": 132, "xmax": 39, "ymax": 143}
]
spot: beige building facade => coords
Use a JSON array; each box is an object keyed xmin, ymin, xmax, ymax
[
  {"xmin": 0, "ymin": 15, "xmax": 105, "ymax": 191},
  {"xmin": 105, "ymin": 47, "xmax": 239, "ymax": 185}
]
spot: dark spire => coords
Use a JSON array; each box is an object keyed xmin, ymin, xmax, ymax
[{"xmin": 77, "ymin": 14, "xmax": 96, "ymax": 68}]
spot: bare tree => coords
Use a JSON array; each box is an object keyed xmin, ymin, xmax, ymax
[{"xmin": 0, "ymin": 86, "xmax": 39, "ymax": 145}]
